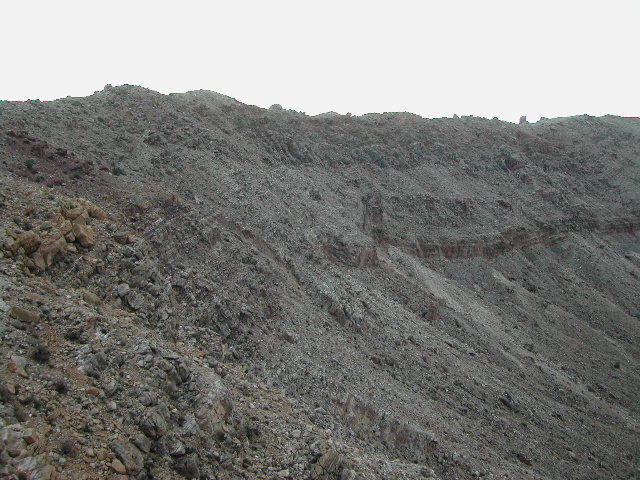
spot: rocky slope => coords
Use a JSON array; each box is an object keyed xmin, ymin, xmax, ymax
[{"xmin": 0, "ymin": 85, "xmax": 639, "ymax": 479}]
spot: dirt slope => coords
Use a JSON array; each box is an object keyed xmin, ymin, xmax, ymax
[{"xmin": 1, "ymin": 85, "xmax": 639, "ymax": 479}]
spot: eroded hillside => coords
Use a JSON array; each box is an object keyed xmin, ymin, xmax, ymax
[{"xmin": 1, "ymin": 86, "xmax": 639, "ymax": 479}]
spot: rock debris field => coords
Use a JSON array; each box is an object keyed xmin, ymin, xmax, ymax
[{"xmin": 0, "ymin": 85, "xmax": 638, "ymax": 479}]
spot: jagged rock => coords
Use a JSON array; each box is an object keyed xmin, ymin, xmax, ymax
[
  {"xmin": 72, "ymin": 209, "xmax": 90, "ymax": 226},
  {"xmin": 176, "ymin": 363, "xmax": 191, "ymax": 383},
  {"xmin": 138, "ymin": 390, "xmax": 157, "ymax": 407},
  {"xmin": 111, "ymin": 440, "xmax": 145, "ymax": 475},
  {"xmin": 6, "ymin": 230, "xmax": 41, "ymax": 255},
  {"xmin": 314, "ymin": 449, "xmax": 344, "ymax": 478},
  {"xmin": 72, "ymin": 223, "xmax": 95, "ymax": 248},
  {"xmin": 125, "ymin": 290, "xmax": 150, "ymax": 311},
  {"xmin": 181, "ymin": 413, "xmax": 199, "ymax": 436},
  {"xmin": 176, "ymin": 454, "xmax": 200, "ymax": 478},
  {"xmin": 35, "ymin": 234, "xmax": 68, "ymax": 269},
  {"xmin": 57, "ymin": 219, "xmax": 73, "ymax": 235},
  {"xmin": 138, "ymin": 406, "xmax": 169, "ymax": 439},
  {"xmin": 14, "ymin": 454, "xmax": 56, "ymax": 480},
  {"xmin": 62, "ymin": 206, "xmax": 84, "ymax": 221},
  {"xmin": 169, "ymin": 438, "xmax": 186, "ymax": 456},
  {"xmin": 132, "ymin": 434, "xmax": 151, "ymax": 454},
  {"xmin": 195, "ymin": 394, "xmax": 232, "ymax": 437},
  {"xmin": 163, "ymin": 379, "xmax": 178, "ymax": 396}
]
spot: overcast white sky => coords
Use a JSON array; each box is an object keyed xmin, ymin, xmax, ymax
[{"xmin": 1, "ymin": 0, "xmax": 638, "ymax": 122}]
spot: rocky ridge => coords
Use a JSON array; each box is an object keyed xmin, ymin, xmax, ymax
[{"xmin": 1, "ymin": 86, "xmax": 639, "ymax": 479}]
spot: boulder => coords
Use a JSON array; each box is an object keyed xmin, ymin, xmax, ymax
[
  {"xmin": 72, "ymin": 223, "xmax": 95, "ymax": 248},
  {"xmin": 13, "ymin": 231, "xmax": 41, "ymax": 255},
  {"xmin": 30, "ymin": 251, "xmax": 47, "ymax": 271},
  {"xmin": 131, "ymin": 434, "xmax": 151, "ymax": 453},
  {"xmin": 89, "ymin": 206, "xmax": 107, "ymax": 220},
  {"xmin": 196, "ymin": 395, "xmax": 232, "ymax": 437},
  {"xmin": 39, "ymin": 234, "xmax": 68, "ymax": 268},
  {"xmin": 57, "ymin": 219, "xmax": 73, "ymax": 235},
  {"xmin": 117, "ymin": 283, "xmax": 131, "ymax": 297},
  {"xmin": 83, "ymin": 291, "xmax": 103, "ymax": 306},
  {"xmin": 138, "ymin": 406, "xmax": 169, "ymax": 439},
  {"xmin": 176, "ymin": 454, "xmax": 200, "ymax": 478},
  {"xmin": 314, "ymin": 449, "xmax": 344, "ymax": 478},
  {"xmin": 125, "ymin": 290, "xmax": 150, "ymax": 311},
  {"xmin": 8, "ymin": 305, "xmax": 40, "ymax": 323},
  {"xmin": 62, "ymin": 206, "xmax": 84, "ymax": 220},
  {"xmin": 72, "ymin": 209, "xmax": 90, "ymax": 226},
  {"xmin": 14, "ymin": 454, "xmax": 55, "ymax": 480},
  {"xmin": 111, "ymin": 458, "xmax": 127, "ymax": 475},
  {"xmin": 111, "ymin": 440, "xmax": 144, "ymax": 475}
]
